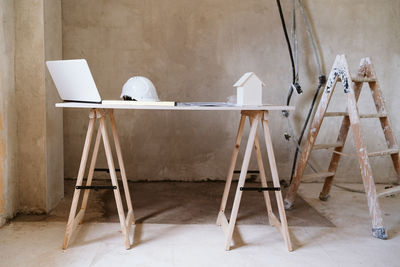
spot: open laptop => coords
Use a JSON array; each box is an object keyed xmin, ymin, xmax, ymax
[{"xmin": 47, "ymin": 59, "xmax": 102, "ymax": 103}]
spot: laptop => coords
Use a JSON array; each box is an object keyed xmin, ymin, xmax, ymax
[{"xmin": 47, "ymin": 59, "xmax": 102, "ymax": 103}]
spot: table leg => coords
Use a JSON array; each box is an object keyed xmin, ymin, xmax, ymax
[
  {"xmin": 252, "ymin": 122, "xmax": 274, "ymax": 225},
  {"xmin": 62, "ymin": 109, "xmax": 96, "ymax": 250},
  {"xmin": 109, "ymin": 110, "xmax": 135, "ymax": 231},
  {"xmin": 225, "ymin": 113, "xmax": 260, "ymax": 250},
  {"xmin": 79, "ymin": 126, "xmax": 102, "ymax": 224},
  {"xmin": 98, "ymin": 110, "xmax": 131, "ymax": 249},
  {"xmin": 262, "ymin": 111, "xmax": 293, "ymax": 251},
  {"xmin": 217, "ymin": 114, "xmax": 246, "ymax": 225}
]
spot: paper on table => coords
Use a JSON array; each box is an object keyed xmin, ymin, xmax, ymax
[
  {"xmin": 102, "ymin": 100, "xmax": 176, "ymax": 106},
  {"xmin": 177, "ymin": 102, "xmax": 236, "ymax": 107}
]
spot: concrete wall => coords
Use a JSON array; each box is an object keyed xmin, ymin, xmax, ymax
[
  {"xmin": 62, "ymin": 0, "xmax": 400, "ymax": 183},
  {"xmin": 0, "ymin": 0, "xmax": 17, "ymax": 226},
  {"xmin": 15, "ymin": 0, "xmax": 48, "ymax": 212},
  {"xmin": 0, "ymin": 0, "xmax": 63, "ymax": 222},
  {"xmin": 44, "ymin": 0, "xmax": 64, "ymax": 214},
  {"xmin": 15, "ymin": 0, "xmax": 63, "ymax": 213}
]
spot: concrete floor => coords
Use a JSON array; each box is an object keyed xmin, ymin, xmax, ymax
[{"xmin": 0, "ymin": 181, "xmax": 399, "ymax": 266}]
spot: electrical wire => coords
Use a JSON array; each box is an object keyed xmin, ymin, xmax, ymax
[
  {"xmin": 285, "ymin": 116, "xmax": 319, "ymax": 172},
  {"xmin": 289, "ymin": 75, "xmax": 325, "ymax": 183},
  {"xmin": 275, "ymin": 0, "xmax": 327, "ymax": 183},
  {"xmin": 333, "ymin": 184, "xmax": 365, "ymax": 194},
  {"xmin": 275, "ymin": 0, "xmax": 297, "ymax": 106},
  {"xmin": 288, "ymin": 0, "xmax": 326, "ymax": 183},
  {"xmin": 298, "ymin": 0, "xmax": 323, "ymax": 76},
  {"xmin": 291, "ymin": 0, "xmax": 299, "ymax": 82},
  {"xmin": 273, "ymin": 2, "xmax": 366, "ymax": 195}
]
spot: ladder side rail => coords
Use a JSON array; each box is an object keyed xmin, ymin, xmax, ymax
[
  {"xmin": 363, "ymin": 58, "xmax": 400, "ymax": 182},
  {"xmin": 284, "ymin": 55, "xmax": 342, "ymax": 208},
  {"xmin": 344, "ymin": 56, "xmax": 386, "ymax": 239},
  {"xmin": 320, "ymin": 81, "xmax": 363, "ymax": 199}
]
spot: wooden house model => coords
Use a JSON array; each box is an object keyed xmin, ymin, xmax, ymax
[{"xmin": 233, "ymin": 72, "xmax": 265, "ymax": 106}]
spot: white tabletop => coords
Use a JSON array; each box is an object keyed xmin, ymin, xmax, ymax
[{"xmin": 56, "ymin": 102, "xmax": 295, "ymax": 111}]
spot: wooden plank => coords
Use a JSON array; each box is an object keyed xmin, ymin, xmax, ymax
[
  {"xmin": 225, "ymin": 113, "xmax": 259, "ymax": 251},
  {"xmin": 62, "ymin": 110, "xmax": 96, "ymax": 250},
  {"xmin": 217, "ymin": 114, "xmax": 246, "ymax": 225},
  {"xmin": 262, "ymin": 112, "xmax": 293, "ymax": 252}
]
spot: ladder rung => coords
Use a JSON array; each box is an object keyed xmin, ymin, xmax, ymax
[
  {"xmin": 351, "ymin": 77, "xmax": 377, "ymax": 83},
  {"xmin": 314, "ymin": 142, "xmax": 344, "ymax": 150},
  {"xmin": 359, "ymin": 113, "xmax": 387, "ymax": 118},
  {"xmin": 303, "ymin": 172, "xmax": 335, "ymax": 181},
  {"xmin": 377, "ymin": 185, "xmax": 400, "ymax": 198},
  {"xmin": 324, "ymin": 112, "xmax": 387, "ymax": 118},
  {"xmin": 368, "ymin": 148, "xmax": 399, "ymax": 157},
  {"xmin": 325, "ymin": 112, "xmax": 347, "ymax": 117}
]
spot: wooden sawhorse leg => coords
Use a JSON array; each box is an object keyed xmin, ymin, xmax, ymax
[
  {"xmin": 62, "ymin": 108, "xmax": 135, "ymax": 250},
  {"xmin": 217, "ymin": 110, "xmax": 293, "ymax": 251}
]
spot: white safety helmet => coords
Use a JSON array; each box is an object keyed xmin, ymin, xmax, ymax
[{"xmin": 120, "ymin": 76, "xmax": 159, "ymax": 101}]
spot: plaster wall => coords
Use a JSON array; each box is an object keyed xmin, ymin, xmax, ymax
[
  {"xmin": 44, "ymin": 0, "xmax": 63, "ymax": 213},
  {"xmin": 15, "ymin": 0, "xmax": 63, "ymax": 213},
  {"xmin": 0, "ymin": 0, "xmax": 17, "ymax": 226},
  {"xmin": 15, "ymin": 0, "xmax": 47, "ymax": 212},
  {"xmin": 62, "ymin": 0, "xmax": 400, "ymax": 183}
]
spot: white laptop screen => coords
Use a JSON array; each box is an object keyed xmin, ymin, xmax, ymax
[{"xmin": 46, "ymin": 59, "xmax": 102, "ymax": 103}]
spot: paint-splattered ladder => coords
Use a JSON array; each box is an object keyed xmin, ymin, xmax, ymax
[{"xmin": 284, "ymin": 55, "xmax": 400, "ymax": 240}]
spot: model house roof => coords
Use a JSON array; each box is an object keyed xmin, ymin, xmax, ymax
[{"xmin": 233, "ymin": 72, "xmax": 265, "ymax": 87}]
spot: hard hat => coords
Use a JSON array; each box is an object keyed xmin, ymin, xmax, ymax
[{"xmin": 120, "ymin": 76, "xmax": 159, "ymax": 101}]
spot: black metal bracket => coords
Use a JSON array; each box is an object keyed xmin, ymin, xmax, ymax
[
  {"xmin": 76, "ymin": 185, "xmax": 117, "ymax": 191},
  {"xmin": 94, "ymin": 168, "xmax": 120, "ymax": 173},
  {"xmin": 240, "ymin": 187, "xmax": 281, "ymax": 192},
  {"xmin": 233, "ymin": 170, "xmax": 259, "ymax": 174}
]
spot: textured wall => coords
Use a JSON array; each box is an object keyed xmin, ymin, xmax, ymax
[
  {"xmin": 62, "ymin": 0, "xmax": 400, "ymax": 183},
  {"xmin": 44, "ymin": 0, "xmax": 63, "ymax": 213},
  {"xmin": 15, "ymin": 0, "xmax": 63, "ymax": 213},
  {"xmin": 15, "ymin": 0, "xmax": 47, "ymax": 212},
  {"xmin": 0, "ymin": 0, "xmax": 17, "ymax": 226}
]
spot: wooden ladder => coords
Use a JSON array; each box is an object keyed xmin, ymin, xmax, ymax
[{"xmin": 284, "ymin": 55, "xmax": 400, "ymax": 239}]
